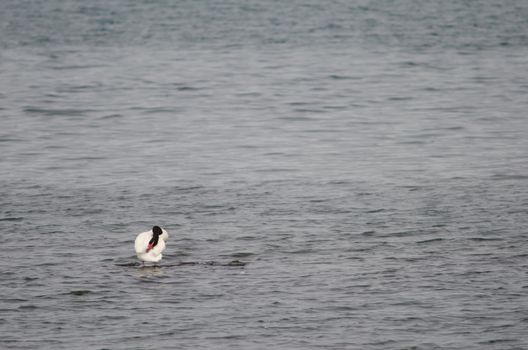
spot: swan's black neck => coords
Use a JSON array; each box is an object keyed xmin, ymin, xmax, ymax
[
  {"xmin": 149, "ymin": 226, "xmax": 163, "ymax": 248},
  {"xmin": 148, "ymin": 234, "xmax": 159, "ymax": 248}
]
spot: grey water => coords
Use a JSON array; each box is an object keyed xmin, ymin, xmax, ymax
[{"xmin": 1, "ymin": 0, "xmax": 528, "ymax": 349}]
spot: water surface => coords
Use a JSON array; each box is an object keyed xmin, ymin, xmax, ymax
[{"xmin": 1, "ymin": 1, "xmax": 528, "ymax": 349}]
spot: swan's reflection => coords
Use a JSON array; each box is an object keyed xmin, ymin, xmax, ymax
[{"xmin": 136, "ymin": 265, "xmax": 164, "ymax": 278}]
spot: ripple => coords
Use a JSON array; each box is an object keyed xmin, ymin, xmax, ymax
[
  {"xmin": 416, "ymin": 238, "xmax": 445, "ymax": 244},
  {"xmin": 69, "ymin": 290, "xmax": 93, "ymax": 296},
  {"xmin": 23, "ymin": 107, "xmax": 94, "ymax": 116},
  {"xmin": 229, "ymin": 252, "xmax": 254, "ymax": 258},
  {"xmin": 0, "ymin": 217, "xmax": 24, "ymax": 222}
]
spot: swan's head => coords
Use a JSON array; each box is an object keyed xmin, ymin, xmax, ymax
[{"xmin": 152, "ymin": 225, "xmax": 162, "ymax": 236}]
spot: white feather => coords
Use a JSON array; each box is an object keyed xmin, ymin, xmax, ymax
[{"xmin": 160, "ymin": 228, "xmax": 169, "ymax": 242}]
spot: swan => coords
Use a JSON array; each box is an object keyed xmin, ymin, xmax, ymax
[{"xmin": 134, "ymin": 226, "xmax": 169, "ymax": 263}]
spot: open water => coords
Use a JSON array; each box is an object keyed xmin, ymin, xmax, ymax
[{"xmin": 1, "ymin": 1, "xmax": 528, "ymax": 349}]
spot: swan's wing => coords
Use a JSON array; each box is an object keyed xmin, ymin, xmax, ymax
[
  {"xmin": 160, "ymin": 228, "xmax": 169, "ymax": 242},
  {"xmin": 134, "ymin": 231, "xmax": 151, "ymax": 254},
  {"xmin": 151, "ymin": 238, "xmax": 166, "ymax": 256}
]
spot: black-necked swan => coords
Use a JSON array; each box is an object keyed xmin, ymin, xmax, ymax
[{"xmin": 134, "ymin": 226, "xmax": 169, "ymax": 263}]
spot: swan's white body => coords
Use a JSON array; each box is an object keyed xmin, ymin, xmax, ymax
[{"xmin": 134, "ymin": 228, "xmax": 169, "ymax": 263}]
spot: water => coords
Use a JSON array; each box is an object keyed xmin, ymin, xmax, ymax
[{"xmin": 1, "ymin": 1, "xmax": 528, "ymax": 349}]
